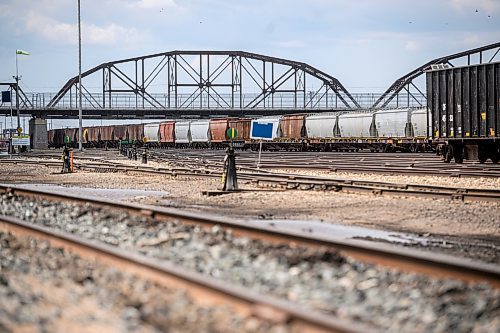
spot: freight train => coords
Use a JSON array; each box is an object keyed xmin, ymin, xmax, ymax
[
  {"xmin": 427, "ymin": 62, "xmax": 500, "ymax": 164},
  {"xmin": 48, "ymin": 107, "xmax": 432, "ymax": 153},
  {"xmin": 46, "ymin": 61, "xmax": 500, "ymax": 163}
]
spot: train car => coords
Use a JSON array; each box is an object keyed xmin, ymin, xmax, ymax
[
  {"xmin": 374, "ymin": 108, "xmax": 409, "ymax": 152},
  {"xmin": 174, "ymin": 121, "xmax": 191, "ymax": 147},
  {"xmin": 144, "ymin": 123, "xmax": 160, "ymax": 147},
  {"xmin": 372, "ymin": 108, "xmax": 432, "ymax": 152},
  {"xmin": 305, "ymin": 113, "xmax": 338, "ymax": 139},
  {"xmin": 427, "ymin": 62, "xmax": 500, "ymax": 163},
  {"xmin": 190, "ymin": 119, "xmax": 211, "ymax": 148},
  {"xmin": 81, "ymin": 128, "xmax": 88, "ymax": 144},
  {"xmin": 304, "ymin": 113, "xmax": 339, "ymax": 151},
  {"xmin": 338, "ymin": 112, "xmax": 375, "ymax": 137},
  {"xmin": 46, "ymin": 108, "xmax": 437, "ymax": 152},
  {"xmin": 410, "ymin": 108, "xmax": 429, "ymax": 138},
  {"xmin": 334, "ymin": 112, "xmax": 376, "ymax": 151},
  {"xmin": 228, "ymin": 118, "xmax": 251, "ymax": 148},
  {"xmin": 47, "ymin": 129, "xmax": 55, "ymax": 147},
  {"xmin": 100, "ymin": 125, "xmax": 113, "ymax": 142},
  {"xmin": 91, "ymin": 126, "xmax": 101, "ymax": 145},
  {"xmin": 73, "ymin": 128, "xmax": 89, "ymax": 145},
  {"xmin": 276, "ymin": 114, "xmax": 307, "ymax": 150},
  {"xmin": 126, "ymin": 124, "xmax": 144, "ymax": 143},
  {"xmin": 374, "ymin": 108, "xmax": 408, "ymax": 138},
  {"xmin": 52, "ymin": 128, "xmax": 68, "ymax": 147},
  {"xmin": 113, "ymin": 125, "xmax": 127, "ymax": 141},
  {"xmin": 87, "ymin": 126, "xmax": 100, "ymax": 145},
  {"xmin": 68, "ymin": 128, "xmax": 79, "ymax": 146},
  {"xmin": 280, "ymin": 114, "xmax": 306, "ymax": 140},
  {"xmin": 250, "ymin": 116, "xmax": 282, "ymax": 150},
  {"xmin": 210, "ymin": 118, "xmax": 229, "ymax": 148},
  {"xmin": 250, "ymin": 116, "xmax": 281, "ymax": 140},
  {"xmin": 159, "ymin": 120, "xmax": 175, "ymax": 147}
]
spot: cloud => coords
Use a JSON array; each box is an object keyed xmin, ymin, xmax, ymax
[
  {"xmin": 129, "ymin": 0, "xmax": 178, "ymax": 9},
  {"xmin": 450, "ymin": 0, "xmax": 500, "ymax": 13},
  {"xmin": 0, "ymin": 3, "xmax": 13, "ymax": 18},
  {"xmin": 272, "ymin": 40, "xmax": 307, "ymax": 49},
  {"xmin": 405, "ymin": 41, "xmax": 419, "ymax": 51},
  {"xmin": 25, "ymin": 11, "xmax": 147, "ymax": 46},
  {"xmin": 461, "ymin": 34, "xmax": 481, "ymax": 46}
]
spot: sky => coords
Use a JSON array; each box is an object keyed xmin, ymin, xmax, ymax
[{"xmin": 0, "ymin": 0, "xmax": 499, "ymax": 130}]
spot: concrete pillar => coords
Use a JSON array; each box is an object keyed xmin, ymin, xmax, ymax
[{"xmin": 29, "ymin": 118, "xmax": 48, "ymax": 150}]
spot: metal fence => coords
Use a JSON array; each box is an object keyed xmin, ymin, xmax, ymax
[{"xmin": 0, "ymin": 91, "xmax": 427, "ymax": 110}]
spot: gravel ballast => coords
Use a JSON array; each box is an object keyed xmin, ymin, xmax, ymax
[
  {"xmin": 0, "ymin": 193, "xmax": 499, "ymax": 332},
  {"xmin": 1, "ymin": 153, "xmax": 499, "ymax": 263},
  {"xmin": 0, "ymin": 231, "xmax": 290, "ymax": 333}
]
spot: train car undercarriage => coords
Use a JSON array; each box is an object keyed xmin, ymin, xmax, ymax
[{"xmin": 438, "ymin": 139, "xmax": 500, "ymax": 164}]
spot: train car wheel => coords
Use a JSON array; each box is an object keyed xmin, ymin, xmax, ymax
[
  {"xmin": 492, "ymin": 152, "xmax": 500, "ymax": 164},
  {"xmin": 478, "ymin": 149, "xmax": 488, "ymax": 164},
  {"xmin": 453, "ymin": 151, "xmax": 464, "ymax": 164},
  {"xmin": 453, "ymin": 145, "xmax": 464, "ymax": 164},
  {"xmin": 443, "ymin": 145, "xmax": 453, "ymax": 163}
]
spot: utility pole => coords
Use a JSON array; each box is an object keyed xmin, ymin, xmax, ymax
[
  {"xmin": 15, "ymin": 54, "xmax": 20, "ymax": 132},
  {"xmin": 78, "ymin": 0, "xmax": 83, "ymax": 151},
  {"xmin": 14, "ymin": 49, "xmax": 29, "ymax": 134}
]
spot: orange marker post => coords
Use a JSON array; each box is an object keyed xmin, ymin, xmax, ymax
[{"xmin": 70, "ymin": 150, "xmax": 74, "ymax": 173}]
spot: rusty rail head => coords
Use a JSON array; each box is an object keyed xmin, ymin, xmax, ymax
[
  {"xmin": 3, "ymin": 156, "xmax": 499, "ymax": 200},
  {"xmin": 0, "ymin": 184, "xmax": 499, "ymax": 289},
  {"xmin": 0, "ymin": 214, "xmax": 374, "ymax": 333}
]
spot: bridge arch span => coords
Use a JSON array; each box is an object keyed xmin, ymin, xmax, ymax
[{"xmin": 47, "ymin": 50, "xmax": 360, "ymax": 115}]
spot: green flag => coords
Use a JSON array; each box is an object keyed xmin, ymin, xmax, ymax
[{"xmin": 16, "ymin": 50, "xmax": 30, "ymax": 55}]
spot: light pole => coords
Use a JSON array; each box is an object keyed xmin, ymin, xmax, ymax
[
  {"xmin": 15, "ymin": 60, "xmax": 19, "ymax": 132},
  {"xmin": 14, "ymin": 50, "xmax": 29, "ymax": 134},
  {"xmin": 78, "ymin": 0, "xmax": 83, "ymax": 151}
]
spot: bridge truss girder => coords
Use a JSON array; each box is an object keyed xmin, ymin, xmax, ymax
[
  {"xmin": 0, "ymin": 82, "xmax": 34, "ymax": 109},
  {"xmin": 372, "ymin": 42, "xmax": 500, "ymax": 109},
  {"xmin": 48, "ymin": 51, "xmax": 360, "ymax": 113}
]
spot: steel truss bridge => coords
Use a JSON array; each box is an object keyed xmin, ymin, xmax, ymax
[{"xmin": 0, "ymin": 43, "xmax": 499, "ymax": 120}]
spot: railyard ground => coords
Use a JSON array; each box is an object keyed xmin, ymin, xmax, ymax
[{"xmin": 1, "ymin": 149, "xmax": 499, "ymax": 263}]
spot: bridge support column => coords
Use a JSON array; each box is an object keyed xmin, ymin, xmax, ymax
[{"xmin": 29, "ymin": 118, "xmax": 48, "ymax": 150}]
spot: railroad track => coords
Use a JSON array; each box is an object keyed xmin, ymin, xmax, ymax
[
  {"xmin": 1, "ymin": 155, "xmax": 499, "ymax": 202},
  {"xmin": 8, "ymin": 149, "xmax": 500, "ymax": 177},
  {"xmin": 1, "ymin": 184, "xmax": 499, "ymax": 287},
  {"xmin": 149, "ymin": 149, "xmax": 500, "ymax": 178},
  {"xmin": 0, "ymin": 184, "xmax": 499, "ymax": 332},
  {"xmin": 0, "ymin": 214, "xmax": 368, "ymax": 333}
]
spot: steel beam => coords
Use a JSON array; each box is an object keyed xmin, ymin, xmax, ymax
[
  {"xmin": 373, "ymin": 42, "xmax": 500, "ymax": 109},
  {"xmin": 46, "ymin": 51, "xmax": 360, "ymax": 114}
]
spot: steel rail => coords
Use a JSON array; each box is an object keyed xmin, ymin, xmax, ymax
[
  {"xmin": 98, "ymin": 151, "xmax": 500, "ymax": 177},
  {"xmin": 148, "ymin": 150, "xmax": 500, "ymax": 178},
  {"xmin": 8, "ymin": 150, "xmax": 500, "ymax": 178},
  {"xmin": 1, "ymin": 157, "xmax": 499, "ymax": 201},
  {"xmin": 4, "ymin": 155, "xmax": 500, "ymax": 179},
  {"xmin": 0, "ymin": 184, "xmax": 499, "ymax": 289},
  {"xmin": 0, "ymin": 214, "xmax": 371, "ymax": 333},
  {"xmin": 73, "ymin": 160, "xmax": 500, "ymax": 201}
]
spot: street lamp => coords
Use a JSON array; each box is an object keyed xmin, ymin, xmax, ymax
[
  {"xmin": 14, "ymin": 49, "xmax": 29, "ymax": 134},
  {"xmin": 78, "ymin": 0, "xmax": 83, "ymax": 151}
]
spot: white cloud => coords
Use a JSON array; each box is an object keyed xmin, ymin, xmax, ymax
[
  {"xmin": 130, "ymin": 0, "xmax": 178, "ymax": 9},
  {"xmin": 272, "ymin": 40, "xmax": 307, "ymax": 49},
  {"xmin": 405, "ymin": 41, "xmax": 418, "ymax": 51},
  {"xmin": 450, "ymin": 0, "xmax": 500, "ymax": 13},
  {"xmin": 0, "ymin": 3, "xmax": 13, "ymax": 18},
  {"xmin": 461, "ymin": 34, "xmax": 481, "ymax": 46},
  {"xmin": 25, "ymin": 11, "xmax": 147, "ymax": 46}
]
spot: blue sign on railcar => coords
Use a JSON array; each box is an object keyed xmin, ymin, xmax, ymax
[{"xmin": 251, "ymin": 122, "xmax": 273, "ymax": 140}]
